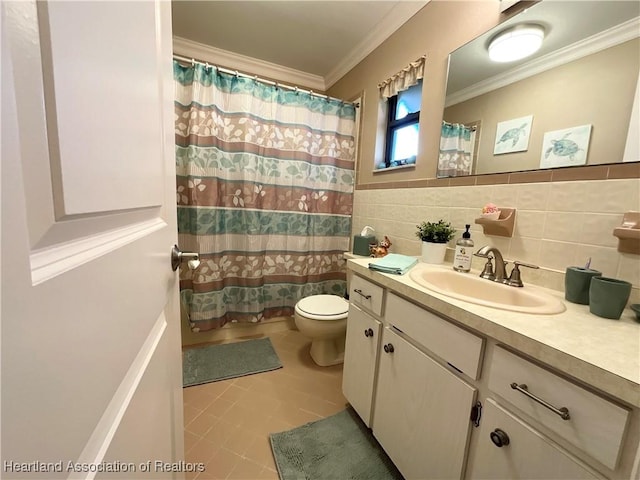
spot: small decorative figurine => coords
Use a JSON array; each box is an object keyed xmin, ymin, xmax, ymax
[{"xmin": 369, "ymin": 236, "xmax": 392, "ymax": 258}]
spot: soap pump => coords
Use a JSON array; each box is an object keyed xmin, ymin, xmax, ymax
[{"xmin": 453, "ymin": 224, "xmax": 474, "ymax": 273}]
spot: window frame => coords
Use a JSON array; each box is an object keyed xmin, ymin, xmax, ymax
[{"xmin": 383, "ymin": 89, "xmax": 421, "ymax": 168}]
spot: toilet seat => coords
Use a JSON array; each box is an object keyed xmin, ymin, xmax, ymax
[{"xmin": 295, "ymin": 295, "xmax": 349, "ymax": 321}]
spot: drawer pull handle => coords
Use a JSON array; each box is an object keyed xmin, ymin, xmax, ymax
[
  {"xmin": 364, "ymin": 328, "xmax": 374, "ymax": 338},
  {"xmin": 490, "ymin": 428, "xmax": 510, "ymax": 448},
  {"xmin": 383, "ymin": 343, "xmax": 394, "ymax": 353},
  {"xmin": 353, "ymin": 288, "xmax": 371, "ymax": 300},
  {"xmin": 510, "ymin": 383, "xmax": 571, "ymax": 420}
]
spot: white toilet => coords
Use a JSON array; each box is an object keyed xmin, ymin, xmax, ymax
[{"xmin": 294, "ymin": 294, "xmax": 349, "ymax": 366}]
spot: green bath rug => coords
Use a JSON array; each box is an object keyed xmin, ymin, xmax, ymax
[
  {"xmin": 182, "ymin": 337, "xmax": 282, "ymax": 387},
  {"xmin": 270, "ymin": 407, "xmax": 404, "ymax": 480}
]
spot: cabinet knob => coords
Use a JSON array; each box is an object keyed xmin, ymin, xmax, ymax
[
  {"xmin": 364, "ymin": 328, "xmax": 374, "ymax": 338},
  {"xmin": 383, "ymin": 343, "xmax": 395, "ymax": 353},
  {"xmin": 490, "ymin": 428, "xmax": 510, "ymax": 448}
]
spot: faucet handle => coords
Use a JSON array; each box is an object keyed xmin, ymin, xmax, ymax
[
  {"xmin": 478, "ymin": 256, "xmax": 495, "ymax": 280},
  {"xmin": 507, "ymin": 261, "xmax": 540, "ymax": 287},
  {"xmin": 514, "ymin": 261, "xmax": 539, "ymax": 270}
]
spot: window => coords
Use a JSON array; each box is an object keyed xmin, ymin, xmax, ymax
[
  {"xmin": 376, "ymin": 55, "xmax": 425, "ymax": 171},
  {"xmin": 383, "ymin": 79, "xmax": 422, "ymax": 169}
]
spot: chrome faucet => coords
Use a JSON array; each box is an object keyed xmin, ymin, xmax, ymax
[{"xmin": 474, "ymin": 245, "xmax": 507, "ymax": 283}]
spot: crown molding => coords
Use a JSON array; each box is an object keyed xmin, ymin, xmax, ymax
[
  {"xmin": 446, "ymin": 16, "xmax": 640, "ymax": 108},
  {"xmin": 324, "ymin": 1, "xmax": 429, "ymax": 89},
  {"xmin": 173, "ymin": 36, "xmax": 327, "ymax": 91}
]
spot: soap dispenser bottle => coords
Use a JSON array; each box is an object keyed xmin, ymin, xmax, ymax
[{"xmin": 454, "ymin": 224, "xmax": 474, "ymax": 272}]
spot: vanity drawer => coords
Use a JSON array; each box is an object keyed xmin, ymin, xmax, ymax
[
  {"xmin": 489, "ymin": 346, "xmax": 630, "ymax": 470},
  {"xmin": 386, "ymin": 293, "xmax": 483, "ymax": 380},
  {"xmin": 469, "ymin": 399, "xmax": 599, "ymax": 479},
  {"xmin": 350, "ymin": 275, "xmax": 385, "ymax": 317}
]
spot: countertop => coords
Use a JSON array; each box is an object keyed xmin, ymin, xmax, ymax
[{"xmin": 347, "ymin": 257, "xmax": 640, "ymax": 408}]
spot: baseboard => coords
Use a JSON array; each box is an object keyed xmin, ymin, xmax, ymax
[{"xmin": 181, "ymin": 315, "xmax": 296, "ymax": 347}]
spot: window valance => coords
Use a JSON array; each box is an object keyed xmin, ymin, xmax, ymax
[{"xmin": 378, "ymin": 56, "xmax": 426, "ymax": 99}]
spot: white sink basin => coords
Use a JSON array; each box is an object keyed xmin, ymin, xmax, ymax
[{"xmin": 409, "ymin": 265, "xmax": 566, "ymax": 314}]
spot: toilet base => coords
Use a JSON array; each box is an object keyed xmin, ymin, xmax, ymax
[{"xmin": 309, "ymin": 334, "xmax": 346, "ymax": 367}]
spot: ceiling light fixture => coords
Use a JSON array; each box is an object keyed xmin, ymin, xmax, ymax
[{"xmin": 488, "ymin": 24, "xmax": 545, "ymax": 63}]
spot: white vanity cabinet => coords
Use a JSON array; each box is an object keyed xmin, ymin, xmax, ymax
[
  {"xmin": 342, "ymin": 303, "xmax": 381, "ymax": 427},
  {"xmin": 342, "ymin": 265, "xmax": 639, "ymax": 480},
  {"xmin": 343, "ymin": 275, "xmax": 386, "ymax": 427},
  {"xmin": 373, "ymin": 326, "xmax": 477, "ymax": 480},
  {"xmin": 468, "ymin": 399, "xmax": 599, "ymax": 479},
  {"xmin": 343, "ymin": 276, "xmax": 482, "ymax": 479}
]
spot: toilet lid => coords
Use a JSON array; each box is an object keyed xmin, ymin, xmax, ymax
[{"xmin": 296, "ymin": 295, "xmax": 349, "ymax": 320}]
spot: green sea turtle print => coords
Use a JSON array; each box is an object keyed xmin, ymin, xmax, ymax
[
  {"xmin": 497, "ymin": 123, "xmax": 528, "ymax": 147},
  {"xmin": 544, "ymin": 132, "xmax": 583, "ymax": 161}
]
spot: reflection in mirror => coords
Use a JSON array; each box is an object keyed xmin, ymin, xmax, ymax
[{"xmin": 439, "ymin": 1, "xmax": 640, "ymax": 177}]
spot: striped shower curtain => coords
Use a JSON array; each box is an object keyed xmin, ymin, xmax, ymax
[
  {"xmin": 437, "ymin": 121, "xmax": 473, "ymax": 177},
  {"xmin": 174, "ymin": 62, "xmax": 356, "ymax": 332}
]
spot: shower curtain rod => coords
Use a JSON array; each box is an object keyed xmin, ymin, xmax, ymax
[{"xmin": 173, "ymin": 54, "xmax": 359, "ymax": 107}]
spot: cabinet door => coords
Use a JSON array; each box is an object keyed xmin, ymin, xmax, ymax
[
  {"xmin": 373, "ymin": 327, "xmax": 477, "ymax": 480},
  {"xmin": 342, "ymin": 304, "xmax": 381, "ymax": 427},
  {"xmin": 468, "ymin": 399, "xmax": 599, "ymax": 479}
]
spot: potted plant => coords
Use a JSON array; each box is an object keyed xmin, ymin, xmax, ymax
[{"xmin": 416, "ymin": 219, "xmax": 456, "ymax": 264}]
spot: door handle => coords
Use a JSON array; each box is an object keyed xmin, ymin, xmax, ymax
[{"xmin": 171, "ymin": 245, "xmax": 200, "ymax": 271}]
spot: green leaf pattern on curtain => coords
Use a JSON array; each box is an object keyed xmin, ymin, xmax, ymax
[
  {"xmin": 175, "ymin": 148, "xmax": 354, "ymax": 190},
  {"xmin": 174, "ymin": 62, "xmax": 356, "ymax": 332}
]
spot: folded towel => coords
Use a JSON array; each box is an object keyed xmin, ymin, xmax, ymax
[{"xmin": 369, "ymin": 253, "xmax": 418, "ymax": 275}]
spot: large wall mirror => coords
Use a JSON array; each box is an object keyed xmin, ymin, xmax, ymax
[{"xmin": 439, "ymin": 1, "xmax": 639, "ymax": 177}]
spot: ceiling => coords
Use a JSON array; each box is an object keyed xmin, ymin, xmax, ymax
[
  {"xmin": 447, "ymin": 1, "xmax": 640, "ymax": 95},
  {"xmin": 171, "ymin": 1, "xmax": 427, "ymax": 88}
]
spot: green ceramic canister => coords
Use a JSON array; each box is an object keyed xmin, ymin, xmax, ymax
[
  {"xmin": 564, "ymin": 267, "xmax": 602, "ymax": 304},
  {"xmin": 589, "ymin": 277, "xmax": 632, "ymax": 319}
]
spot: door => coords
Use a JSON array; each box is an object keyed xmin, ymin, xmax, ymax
[
  {"xmin": 373, "ymin": 327, "xmax": 477, "ymax": 480},
  {"xmin": 1, "ymin": 1, "xmax": 184, "ymax": 477},
  {"xmin": 342, "ymin": 304, "xmax": 381, "ymax": 427}
]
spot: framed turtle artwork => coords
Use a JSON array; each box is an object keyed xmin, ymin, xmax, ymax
[
  {"xmin": 540, "ymin": 124, "xmax": 592, "ymax": 169},
  {"xmin": 493, "ymin": 115, "xmax": 533, "ymax": 155}
]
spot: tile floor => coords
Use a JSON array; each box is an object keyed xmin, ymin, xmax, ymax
[{"xmin": 182, "ymin": 328, "xmax": 348, "ymax": 480}]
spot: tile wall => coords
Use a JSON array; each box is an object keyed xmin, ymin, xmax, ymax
[{"xmin": 351, "ymin": 179, "xmax": 640, "ymax": 299}]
